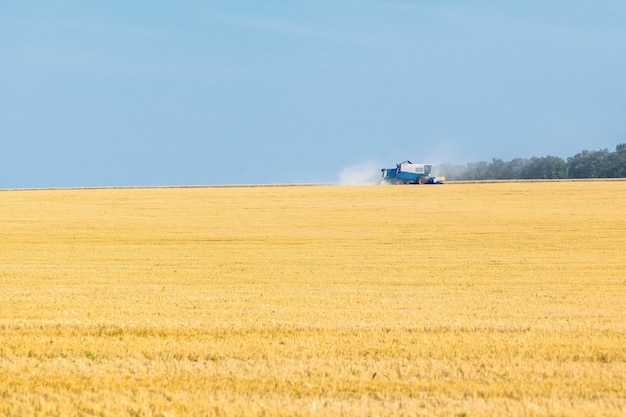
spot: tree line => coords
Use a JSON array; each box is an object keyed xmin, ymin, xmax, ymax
[{"xmin": 440, "ymin": 143, "xmax": 626, "ymax": 181}]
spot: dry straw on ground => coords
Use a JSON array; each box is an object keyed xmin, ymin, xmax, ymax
[{"xmin": 1, "ymin": 181, "xmax": 625, "ymax": 416}]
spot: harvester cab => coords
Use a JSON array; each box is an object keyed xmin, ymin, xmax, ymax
[{"xmin": 380, "ymin": 160, "xmax": 446, "ymax": 185}]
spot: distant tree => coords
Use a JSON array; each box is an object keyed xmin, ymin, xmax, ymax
[
  {"xmin": 605, "ymin": 143, "xmax": 626, "ymax": 177},
  {"xmin": 438, "ymin": 143, "xmax": 625, "ymax": 180},
  {"xmin": 566, "ymin": 149, "xmax": 611, "ymax": 178},
  {"xmin": 507, "ymin": 158, "xmax": 528, "ymax": 179},
  {"xmin": 465, "ymin": 161, "xmax": 489, "ymax": 180},
  {"xmin": 487, "ymin": 158, "xmax": 506, "ymax": 179},
  {"xmin": 521, "ymin": 156, "xmax": 567, "ymax": 179}
]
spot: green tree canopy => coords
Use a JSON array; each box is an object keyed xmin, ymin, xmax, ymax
[{"xmin": 441, "ymin": 143, "xmax": 626, "ymax": 180}]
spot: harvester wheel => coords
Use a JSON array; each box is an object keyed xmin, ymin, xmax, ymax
[
  {"xmin": 396, "ymin": 179, "xmax": 404, "ymax": 185},
  {"xmin": 418, "ymin": 177, "xmax": 426, "ymax": 185}
]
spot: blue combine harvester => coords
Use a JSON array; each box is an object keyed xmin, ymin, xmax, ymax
[{"xmin": 380, "ymin": 161, "xmax": 446, "ymax": 185}]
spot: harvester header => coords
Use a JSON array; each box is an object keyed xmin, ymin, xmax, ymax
[{"xmin": 380, "ymin": 160, "xmax": 446, "ymax": 185}]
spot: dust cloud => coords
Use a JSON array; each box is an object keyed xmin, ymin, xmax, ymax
[{"xmin": 337, "ymin": 162, "xmax": 381, "ymax": 185}]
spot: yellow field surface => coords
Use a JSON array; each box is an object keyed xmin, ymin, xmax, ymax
[{"xmin": 1, "ymin": 181, "xmax": 625, "ymax": 416}]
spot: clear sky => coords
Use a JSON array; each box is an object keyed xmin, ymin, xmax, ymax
[{"xmin": 2, "ymin": 1, "xmax": 625, "ymax": 187}]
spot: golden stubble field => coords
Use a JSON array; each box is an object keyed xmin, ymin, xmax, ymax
[{"xmin": 0, "ymin": 181, "xmax": 625, "ymax": 416}]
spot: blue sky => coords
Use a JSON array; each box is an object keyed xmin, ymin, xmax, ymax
[{"xmin": 2, "ymin": 0, "xmax": 625, "ymax": 187}]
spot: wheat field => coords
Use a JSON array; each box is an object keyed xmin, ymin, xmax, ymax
[{"xmin": 1, "ymin": 181, "xmax": 625, "ymax": 416}]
